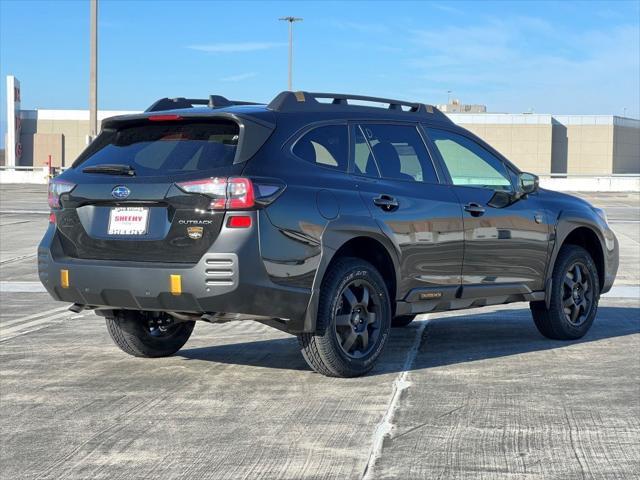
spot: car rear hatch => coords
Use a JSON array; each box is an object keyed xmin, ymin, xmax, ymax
[{"xmin": 52, "ymin": 112, "xmax": 274, "ymax": 263}]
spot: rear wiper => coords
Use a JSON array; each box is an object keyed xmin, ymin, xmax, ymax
[{"xmin": 82, "ymin": 164, "xmax": 136, "ymax": 176}]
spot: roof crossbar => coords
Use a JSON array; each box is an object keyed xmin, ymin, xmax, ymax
[
  {"xmin": 267, "ymin": 91, "xmax": 445, "ymax": 119},
  {"xmin": 145, "ymin": 95, "xmax": 259, "ymax": 112}
]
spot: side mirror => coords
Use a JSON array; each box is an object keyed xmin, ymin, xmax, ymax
[{"xmin": 518, "ymin": 172, "xmax": 539, "ymax": 196}]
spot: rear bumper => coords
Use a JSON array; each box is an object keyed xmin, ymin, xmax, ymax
[{"xmin": 38, "ymin": 212, "xmax": 311, "ymax": 332}]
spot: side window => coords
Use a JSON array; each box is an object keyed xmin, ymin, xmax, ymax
[
  {"xmin": 292, "ymin": 125, "xmax": 348, "ymax": 171},
  {"xmin": 426, "ymin": 128, "xmax": 512, "ymax": 191},
  {"xmin": 359, "ymin": 124, "xmax": 439, "ymax": 183},
  {"xmin": 353, "ymin": 125, "xmax": 380, "ymax": 177}
]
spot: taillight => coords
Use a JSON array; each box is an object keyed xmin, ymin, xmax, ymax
[
  {"xmin": 48, "ymin": 179, "xmax": 75, "ymax": 209},
  {"xmin": 49, "ymin": 212, "xmax": 56, "ymax": 224},
  {"xmin": 226, "ymin": 178, "xmax": 254, "ymax": 209},
  {"xmin": 176, "ymin": 177, "xmax": 255, "ymax": 210}
]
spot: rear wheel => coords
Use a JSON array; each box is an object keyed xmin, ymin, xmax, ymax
[
  {"xmin": 298, "ymin": 257, "xmax": 391, "ymax": 377},
  {"xmin": 105, "ymin": 311, "xmax": 195, "ymax": 358},
  {"xmin": 392, "ymin": 314, "xmax": 416, "ymax": 328},
  {"xmin": 530, "ymin": 245, "xmax": 600, "ymax": 340}
]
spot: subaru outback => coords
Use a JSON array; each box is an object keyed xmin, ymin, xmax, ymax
[{"xmin": 38, "ymin": 91, "xmax": 619, "ymax": 377}]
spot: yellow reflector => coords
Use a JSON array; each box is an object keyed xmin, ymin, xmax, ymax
[
  {"xmin": 170, "ymin": 274, "xmax": 182, "ymax": 295},
  {"xmin": 294, "ymin": 91, "xmax": 305, "ymax": 102},
  {"xmin": 60, "ymin": 269, "xmax": 69, "ymax": 289}
]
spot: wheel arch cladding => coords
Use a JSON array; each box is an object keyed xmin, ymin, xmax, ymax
[
  {"xmin": 326, "ymin": 236, "xmax": 398, "ymax": 308},
  {"xmin": 560, "ymin": 226, "xmax": 605, "ymax": 290}
]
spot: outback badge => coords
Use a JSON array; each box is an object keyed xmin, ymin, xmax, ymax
[{"xmin": 187, "ymin": 226, "xmax": 204, "ymax": 240}]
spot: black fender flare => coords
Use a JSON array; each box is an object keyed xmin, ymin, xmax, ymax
[
  {"xmin": 544, "ymin": 209, "xmax": 608, "ymax": 308},
  {"xmin": 297, "ymin": 214, "xmax": 401, "ymax": 333}
]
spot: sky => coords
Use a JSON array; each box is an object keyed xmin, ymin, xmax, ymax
[{"xmin": 1, "ymin": 0, "xmax": 639, "ymax": 147}]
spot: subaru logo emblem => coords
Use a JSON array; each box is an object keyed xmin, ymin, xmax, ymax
[{"xmin": 112, "ymin": 186, "xmax": 130, "ymax": 199}]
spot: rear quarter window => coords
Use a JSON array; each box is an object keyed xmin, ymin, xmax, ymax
[
  {"xmin": 292, "ymin": 125, "xmax": 348, "ymax": 171},
  {"xmin": 75, "ymin": 121, "xmax": 239, "ymax": 175}
]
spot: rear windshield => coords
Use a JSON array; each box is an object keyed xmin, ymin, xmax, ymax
[{"xmin": 75, "ymin": 121, "xmax": 239, "ymax": 175}]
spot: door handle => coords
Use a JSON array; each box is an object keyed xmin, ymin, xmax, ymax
[
  {"xmin": 464, "ymin": 202, "xmax": 486, "ymax": 217},
  {"xmin": 373, "ymin": 195, "xmax": 399, "ymax": 212}
]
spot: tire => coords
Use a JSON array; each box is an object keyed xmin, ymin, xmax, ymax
[
  {"xmin": 530, "ymin": 245, "xmax": 600, "ymax": 340},
  {"xmin": 297, "ymin": 257, "xmax": 392, "ymax": 378},
  {"xmin": 392, "ymin": 314, "xmax": 416, "ymax": 328},
  {"xmin": 105, "ymin": 310, "xmax": 195, "ymax": 358}
]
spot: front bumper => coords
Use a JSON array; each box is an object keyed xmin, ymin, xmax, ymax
[{"xmin": 38, "ymin": 212, "xmax": 311, "ymax": 331}]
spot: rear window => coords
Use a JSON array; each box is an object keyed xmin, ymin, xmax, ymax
[{"xmin": 75, "ymin": 121, "xmax": 239, "ymax": 175}]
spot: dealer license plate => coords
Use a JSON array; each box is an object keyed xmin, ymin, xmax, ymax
[{"xmin": 108, "ymin": 207, "xmax": 149, "ymax": 235}]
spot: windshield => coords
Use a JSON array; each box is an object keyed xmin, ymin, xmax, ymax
[{"xmin": 75, "ymin": 121, "xmax": 239, "ymax": 176}]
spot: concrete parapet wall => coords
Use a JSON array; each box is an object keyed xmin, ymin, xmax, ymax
[
  {"xmin": 1, "ymin": 169, "xmax": 638, "ymax": 192},
  {"xmin": 0, "ymin": 168, "xmax": 50, "ymax": 184},
  {"xmin": 539, "ymin": 176, "xmax": 640, "ymax": 192}
]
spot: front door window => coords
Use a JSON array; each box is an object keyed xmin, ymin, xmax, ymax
[{"xmin": 426, "ymin": 128, "xmax": 512, "ymax": 191}]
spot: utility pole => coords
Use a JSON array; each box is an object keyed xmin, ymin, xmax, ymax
[
  {"xmin": 279, "ymin": 16, "xmax": 303, "ymax": 90},
  {"xmin": 89, "ymin": 0, "xmax": 98, "ymax": 140}
]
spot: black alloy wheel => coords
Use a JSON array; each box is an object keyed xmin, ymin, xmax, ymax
[
  {"xmin": 562, "ymin": 261, "xmax": 595, "ymax": 327},
  {"xmin": 334, "ymin": 279, "xmax": 382, "ymax": 358}
]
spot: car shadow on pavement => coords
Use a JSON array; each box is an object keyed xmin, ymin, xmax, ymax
[{"xmin": 177, "ymin": 305, "xmax": 639, "ymax": 376}]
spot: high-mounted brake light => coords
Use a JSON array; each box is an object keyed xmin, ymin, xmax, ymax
[
  {"xmin": 176, "ymin": 177, "xmax": 255, "ymax": 210},
  {"xmin": 148, "ymin": 114, "xmax": 183, "ymax": 122},
  {"xmin": 48, "ymin": 179, "xmax": 76, "ymax": 209}
]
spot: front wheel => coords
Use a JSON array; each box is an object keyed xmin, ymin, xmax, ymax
[
  {"xmin": 298, "ymin": 257, "xmax": 391, "ymax": 377},
  {"xmin": 106, "ymin": 311, "xmax": 195, "ymax": 358},
  {"xmin": 530, "ymin": 245, "xmax": 600, "ymax": 340}
]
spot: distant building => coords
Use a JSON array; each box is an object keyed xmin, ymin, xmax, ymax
[
  {"xmin": 437, "ymin": 99, "xmax": 487, "ymax": 113},
  {"xmin": 7, "ymin": 109, "xmax": 639, "ymax": 176},
  {"xmin": 16, "ymin": 109, "xmax": 137, "ymax": 168},
  {"xmin": 3, "ymin": 76, "xmax": 639, "ymax": 175}
]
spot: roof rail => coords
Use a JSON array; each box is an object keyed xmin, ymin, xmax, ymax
[
  {"xmin": 145, "ymin": 95, "xmax": 259, "ymax": 112},
  {"xmin": 267, "ymin": 91, "xmax": 448, "ymax": 119}
]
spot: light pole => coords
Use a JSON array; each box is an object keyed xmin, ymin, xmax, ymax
[
  {"xmin": 89, "ymin": 0, "xmax": 98, "ymax": 140},
  {"xmin": 279, "ymin": 16, "xmax": 303, "ymax": 90}
]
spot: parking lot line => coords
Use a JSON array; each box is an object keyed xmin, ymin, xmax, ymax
[
  {"xmin": 0, "ymin": 280, "xmax": 47, "ymax": 291},
  {"xmin": 0, "ymin": 310, "xmax": 81, "ymax": 342},
  {"xmin": 362, "ymin": 317, "xmax": 429, "ymax": 480},
  {"xmin": 0, "ymin": 305, "xmax": 70, "ymax": 328}
]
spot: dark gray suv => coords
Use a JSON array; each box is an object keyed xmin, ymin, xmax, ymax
[{"xmin": 38, "ymin": 91, "xmax": 619, "ymax": 377}]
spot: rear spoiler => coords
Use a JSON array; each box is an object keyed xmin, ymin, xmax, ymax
[{"xmin": 146, "ymin": 95, "xmax": 259, "ymax": 112}]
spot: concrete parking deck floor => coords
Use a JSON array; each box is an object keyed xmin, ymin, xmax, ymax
[{"xmin": 1, "ymin": 186, "xmax": 638, "ymax": 479}]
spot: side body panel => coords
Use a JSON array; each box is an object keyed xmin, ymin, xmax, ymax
[
  {"xmin": 421, "ymin": 123, "xmax": 552, "ymax": 295},
  {"xmin": 356, "ymin": 176, "xmax": 464, "ymax": 296},
  {"xmin": 450, "ymin": 186, "xmax": 551, "ymax": 292}
]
